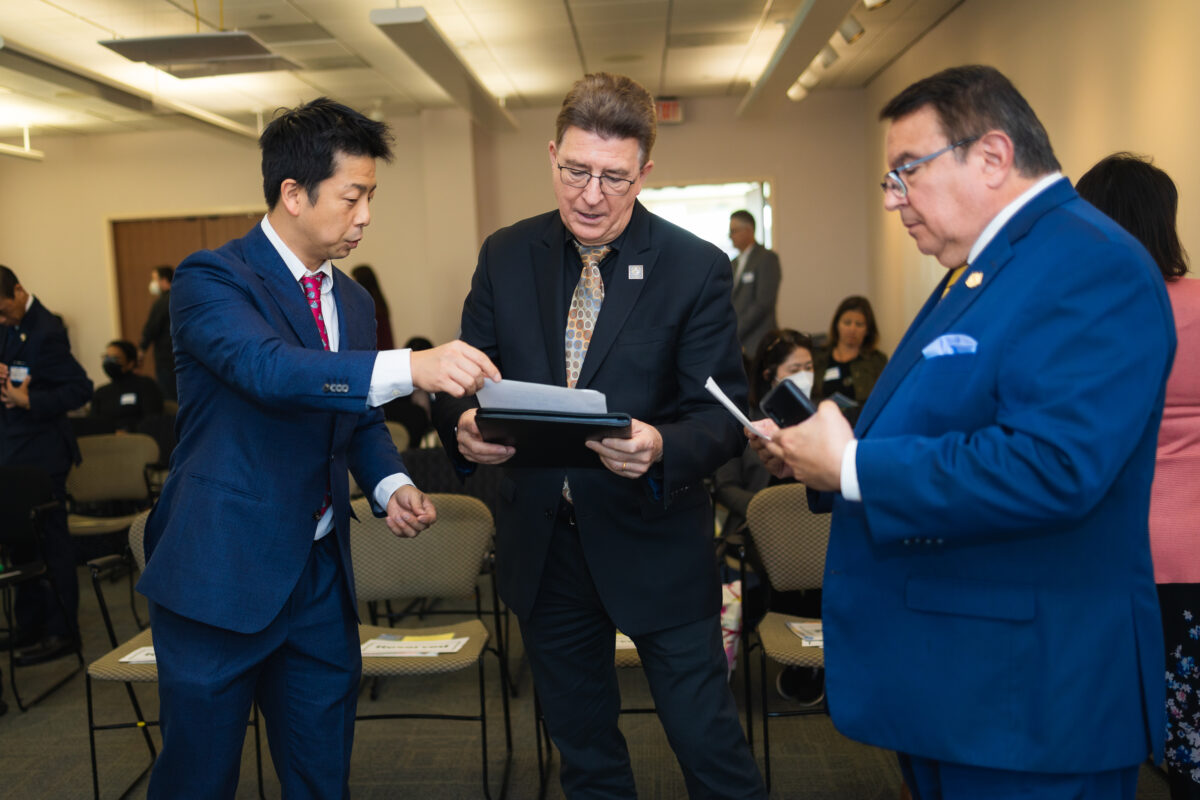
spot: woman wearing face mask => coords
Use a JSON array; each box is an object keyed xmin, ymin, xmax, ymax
[
  {"xmin": 812, "ymin": 295, "xmax": 887, "ymax": 404},
  {"xmin": 89, "ymin": 339, "xmax": 163, "ymax": 433}
]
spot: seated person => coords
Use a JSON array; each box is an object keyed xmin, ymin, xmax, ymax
[
  {"xmin": 89, "ymin": 340, "xmax": 163, "ymax": 432},
  {"xmin": 812, "ymin": 295, "xmax": 888, "ymax": 404}
]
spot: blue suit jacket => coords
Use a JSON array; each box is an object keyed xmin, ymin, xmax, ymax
[
  {"xmin": 434, "ymin": 203, "xmax": 748, "ymax": 636},
  {"xmin": 0, "ymin": 297, "xmax": 92, "ymax": 483},
  {"xmin": 137, "ymin": 223, "xmax": 405, "ymax": 634},
  {"xmin": 823, "ymin": 179, "xmax": 1173, "ymax": 773}
]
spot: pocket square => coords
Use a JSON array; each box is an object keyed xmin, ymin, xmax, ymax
[{"xmin": 922, "ymin": 333, "xmax": 978, "ymax": 359}]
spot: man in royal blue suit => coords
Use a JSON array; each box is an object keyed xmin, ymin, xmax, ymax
[
  {"xmin": 756, "ymin": 66, "xmax": 1173, "ymax": 798},
  {"xmin": 435, "ymin": 73, "xmax": 765, "ymax": 798},
  {"xmin": 137, "ymin": 98, "xmax": 498, "ymax": 798}
]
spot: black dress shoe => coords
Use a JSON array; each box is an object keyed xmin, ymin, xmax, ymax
[{"xmin": 14, "ymin": 635, "xmax": 76, "ymax": 666}]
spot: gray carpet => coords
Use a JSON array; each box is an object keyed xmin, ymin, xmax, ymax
[{"xmin": 0, "ymin": 566, "xmax": 1172, "ymax": 799}]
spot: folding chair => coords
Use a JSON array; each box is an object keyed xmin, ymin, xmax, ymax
[
  {"xmin": 0, "ymin": 466, "xmax": 84, "ymax": 710},
  {"xmin": 85, "ymin": 511, "xmax": 265, "ymax": 800},
  {"xmin": 743, "ymin": 483, "xmax": 830, "ymax": 792},
  {"xmin": 350, "ymin": 494, "xmax": 512, "ymax": 799},
  {"xmin": 67, "ymin": 433, "xmax": 159, "ymax": 627}
]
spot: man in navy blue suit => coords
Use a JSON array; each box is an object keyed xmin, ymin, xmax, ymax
[
  {"xmin": 756, "ymin": 66, "xmax": 1173, "ymax": 798},
  {"xmin": 0, "ymin": 266, "xmax": 92, "ymax": 666},
  {"xmin": 137, "ymin": 98, "xmax": 498, "ymax": 798}
]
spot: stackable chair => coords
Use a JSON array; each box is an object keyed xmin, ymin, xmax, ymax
[
  {"xmin": 85, "ymin": 511, "xmax": 265, "ymax": 800},
  {"xmin": 0, "ymin": 466, "xmax": 84, "ymax": 710},
  {"xmin": 743, "ymin": 483, "xmax": 831, "ymax": 791},
  {"xmin": 350, "ymin": 493, "xmax": 512, "ymax": 799}
]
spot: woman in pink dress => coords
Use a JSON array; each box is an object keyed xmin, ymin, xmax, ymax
[{"xmin": 1078, "ymin": 153, "xmax": 1200, "ymax": 799}]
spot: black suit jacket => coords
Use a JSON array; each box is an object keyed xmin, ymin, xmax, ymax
[
  {"xmin": 435, "ymin": 202, "xmax": 747, "ymax": 636},
  {"xmin": 0, "ymin": 297, "xmax": 93, "ymax": 482}
]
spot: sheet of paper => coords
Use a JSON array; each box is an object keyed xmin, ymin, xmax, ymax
[
  {"xmin": 361, "ymin": 637, "xmax": 469, "ymax": 657},
  {"xmin": 119, "ymin": 645, "xmax": 157, "ymax": 664},
  {"xmin": 785, "ymin": 621, "xmax": 824, "ymax": 648},
  {"xmin": 705, "ymin": 377, "xmax": 767, "ymax": 439},
  {"xmin": 477, "ymin": 378, "xmax": 608, "ymax": 413}
]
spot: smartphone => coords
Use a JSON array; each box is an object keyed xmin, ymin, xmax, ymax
[
  {"xmin": 759, "ymin": 379, "xmax": 817, "ymax": 428},
  {"xmin": 8, "ymin": 360, "xmax": 28, "ymax": 387}
]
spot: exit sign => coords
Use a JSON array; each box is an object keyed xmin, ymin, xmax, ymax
[{"xmin": 656, "ymin": 98, "xmax": 684, "ymax": 124}]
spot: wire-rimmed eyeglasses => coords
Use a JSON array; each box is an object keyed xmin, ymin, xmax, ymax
[
  {"xmin": 556, "ymin": 163, "xmax": 638, "ymax": 196},
  {"xmin": 880, "ymin": 137, "xmax": 978, "ymax": 198}
]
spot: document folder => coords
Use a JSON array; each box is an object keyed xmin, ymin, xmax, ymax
[{"xmin": 475, "ymin": 409, "xmax": 632, "ymax": 468}]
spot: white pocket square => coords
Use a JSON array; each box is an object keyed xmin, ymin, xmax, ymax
[{"xmin": 922, "ymin": 333, "xmax": 978, "ymax": 359}]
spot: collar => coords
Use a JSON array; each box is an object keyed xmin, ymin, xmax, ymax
[
  {"xmin": 260, "ymin": 215, "xmax": 333, "ymax": 285},
  {"xmin": 967, "ymin": 172, "xmax": 1062, "ymax": 265}
]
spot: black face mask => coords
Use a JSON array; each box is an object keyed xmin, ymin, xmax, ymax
[{"xmin": 102, "ymin": 358, "xmax": 125, "ymax": 381}]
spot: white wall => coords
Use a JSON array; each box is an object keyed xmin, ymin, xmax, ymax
[{"xmin": 863, "ymin": 0, "xmax": 1200, "ymax": 347}]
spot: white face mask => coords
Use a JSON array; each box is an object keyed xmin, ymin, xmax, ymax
[
  {"xmin": 149, "ymin": 280, "xmax": 161, "ymax": 296},
  {"xmin": 783, "ymin": 370, "xmax": 814, "ymax": 399}
]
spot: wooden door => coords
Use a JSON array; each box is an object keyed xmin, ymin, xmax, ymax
[{"xmin": 111, "ymin": 212, "xmax": 262, "ymax": 375}]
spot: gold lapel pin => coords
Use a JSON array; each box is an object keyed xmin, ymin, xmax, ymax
[
  {"xmin": 19, "ymin": 332, "xmax": 27, "ymax": 342},
  {"xmin": 965, "ymin": 271, "xmax": 983, "ymax": 289}
]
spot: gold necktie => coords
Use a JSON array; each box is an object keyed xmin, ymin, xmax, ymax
[
  {"xmin": 563, "ymin": 242, "xmax": 610, "ymax": 503},
  {"xmin": 940, "ymin": 264, "xmax": 968, "ymax": 299}
]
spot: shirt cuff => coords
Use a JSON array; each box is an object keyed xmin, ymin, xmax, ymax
[
  {"xmin": 373, "ymin": 472, "xmax": 415, "ymax": 512},
  {"xmin": 367, "ymin": 349, "xmax": 414, "ymax": 408},
  {"xmin": 840, "ymin": 439, "xmax": 862, "ymax": 502}
]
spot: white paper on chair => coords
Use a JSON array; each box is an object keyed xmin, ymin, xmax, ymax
[
  {"xmin": 360, "ymin": 637, "xmax": 469, "ymax": 657},
  {"xmin": 785, "ymin": 621, "xmax": 824, "ymax": 648},
  {"xmin": 119, "ymin": 646, "xmax": 157, "ymax": 664}
]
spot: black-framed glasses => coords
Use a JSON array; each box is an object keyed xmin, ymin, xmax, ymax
[
  {"xmin": 556, "ymin": 163, "xmax": 638, "ymax": 196},
  {"xmin": 880, "ymin": 137, "xmax": 978, "ymax": 197}
]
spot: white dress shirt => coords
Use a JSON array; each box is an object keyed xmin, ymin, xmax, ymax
[
  {"xmin": 839, "ymin": 172, "xmax": 1063, "ymax": 503},
  {"xmin": 260, "ymin": 216, "xmax": 414, "ymax": 538}
]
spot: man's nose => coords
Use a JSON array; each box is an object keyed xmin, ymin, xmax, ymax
[{"xmin": 582, "ymin": 176, "xmax": 605, "ymax": 204}]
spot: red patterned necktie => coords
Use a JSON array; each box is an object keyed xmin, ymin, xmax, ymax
[
  {"xmin": 563, "ymin": 242, "xmax": 610, "ymax": 502},
  {"xmin": 301, "ymin": 273, "xmax": 332, "ymax": 521}
]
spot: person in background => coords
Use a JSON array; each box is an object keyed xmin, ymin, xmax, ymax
[
  {"xmin": 139, "ymin": 265, "xmax": 176, "ymax": 402},
  {"xmin": 1076, "ymin": 152, "xmax": 1199, "ymax": 800},
  {"xmin": 351, "ymin": 263, "xmax": 395, "ymax": 350},
  {"xmin": 90, "ymin": 339, "xmax": 163, "ymax": 433},
  {"xmin": 811, "ymin": 295, "xmax": 887, "ymax": 404},
  {"xmin": 0, "ymin": 265, "xmax": 92, "ymax": 666},
  {"xmin": 729, "ymin": 210, "xmax": 781, "ymax": 357}
]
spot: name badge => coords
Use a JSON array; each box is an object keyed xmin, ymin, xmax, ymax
[
  {"xmin": 824, "ymin": 366, "xmax": 840, "ymax": 381},
  {"xmin": 628, "ymin": 265, "xmax": 643, "ymax": 280},
  {"xmin": 741, "ymin": 272, "xmax": 755, "ymax": 283},
  {"xmin": 120, "ymin": 392, "xmax": 138, "ymax": 406}
]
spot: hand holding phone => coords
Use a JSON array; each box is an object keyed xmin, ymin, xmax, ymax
[
  {"xmin": 759, "ymin": 379, "xmax": 817, "ymax": 428},
  {"xmin": 8, "ymin": 360, "xmax": 28, "ymax": 387}
]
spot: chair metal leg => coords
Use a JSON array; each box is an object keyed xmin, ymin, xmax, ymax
[
  {"xmin": 760, "ymin": 641, "xmax": 772, "ymax": 794},
  {"xmin": 533, "ymin": 690, "xmax": 553, "ymax": 800}
]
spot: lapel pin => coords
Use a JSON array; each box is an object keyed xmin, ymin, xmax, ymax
[
  {"xmin": 965, "ymin": 271, "xmax": 983, "ymax": 289},
  {"xmin": 628, "ymin": 265, "xmax": 643, "ymax": 280},
  {"xmin": 20, "ymin": 332, "xmax": 27, "ymax": 342}
]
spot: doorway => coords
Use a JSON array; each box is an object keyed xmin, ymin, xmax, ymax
[{"xmin": 639, "ymin": 181, "xmax": 772, "ymax": 258}]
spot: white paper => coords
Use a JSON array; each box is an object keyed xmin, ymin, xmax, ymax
[
  {"xmin": 705, "ymin": 377, "xmax": 767, "ymax": 439},
  {"xmin": 785, "ymin": 621, "xmax": 824, "ymax": 648},
  {"xmin": 360, "ymin": 637, "xmax": 470, "ymax": 657},
  {"xmin": 118, "ymin": 646, "xmax": 157, "ymax": 664},
  {"xmin": 477, "ymin": 378, "xmax": 608, "ymax": 413}
]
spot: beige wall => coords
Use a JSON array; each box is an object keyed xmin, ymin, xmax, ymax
[{"xmin": 864, "ymin": 0, "xmax": 1200, "ymax": 347}]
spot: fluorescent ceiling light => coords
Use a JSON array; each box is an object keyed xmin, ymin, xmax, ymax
[
  {"xmin": 797, "ymin": 68, "xmax": 821, "ymax": 89},
  {"xmin": 98, "ymin": 32, "xmax": 297, "ymax": 79},
  {"xmin": 839, "ymin": 15, "xmax": 865, "ymax": 44},
  {"xmin": 786, "ymin": 82, "xmax": 808, "ymax": 102},
  {"xmin": 818, "ymin": 45, "xmax": 839, "ymax": 69},
  {"xmin": 370, "ymin": 6, "xmax": 516, "ymax": 131},
  {"xmin": 863, "ymin": 0, "xmax": 891, "ymax": 9}
]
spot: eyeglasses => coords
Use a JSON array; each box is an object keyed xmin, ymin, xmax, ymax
[
  {"xmin": 556, "ymin": 163, "xmax": 638, "ymax": 196},
  {"xmin": 880, "ymin": 137, "xmax": 978, "ymax": 198}
]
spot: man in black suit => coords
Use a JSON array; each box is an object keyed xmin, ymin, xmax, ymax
[
  {"xmin": 435, "ymin": 73, "xmax": 765, "ymax": 798},
  {"xmin": 0, "ymin": 265, "xmax": 93, "ymax": 665}
]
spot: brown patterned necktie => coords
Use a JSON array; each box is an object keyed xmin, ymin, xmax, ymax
[
  {"xmin": 563, "ymin": 241, "xmax": 610, "ymax": 502},
  {"xmin": 565, "ymin": 242, "xmax": 610, "ymax": 387}
]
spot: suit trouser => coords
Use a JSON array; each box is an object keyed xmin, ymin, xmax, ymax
[
  {"xmin": 520, "ymin": 509, "xmax": 766, "ymax": 800},
  {"xmin": 899, "ymin": 753, "xmax": 1139, "ymax": 800},
  {"xmin": 14, "ymin": 468, "xmax": 78, "ymax": 641},
  {"xmin": 147, "ymin": 532, "xmax": 360, "ymax": 800}
]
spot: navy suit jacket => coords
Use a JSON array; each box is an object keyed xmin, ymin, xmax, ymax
[
  {"xmin": 822, "ymin": 179, "xmax": 1173, "ymax": 772},
  {"xmin": 435, "ymin": 202, "xmax": 747, "ymax": 636},
  {"xmin": 138, "ymin": 223, "xmax": 406, "ymax": 634},
  {"xmin": 0, "ymin": 297, "xmax": 92, "ymax": 483}
]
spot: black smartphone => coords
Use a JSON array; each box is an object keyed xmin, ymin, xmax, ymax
[{"xmin": 759, "ymin": 379, "xmax": 817, "ymax": 428}]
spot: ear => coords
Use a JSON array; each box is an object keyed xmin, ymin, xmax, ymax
[
  {"xmin": 548, "ymin": 140, "xmax": 558, "ymax": 169},
  {"xmin": 278, "ymin": 178, "xmax": 307, "ymax": 217},
  {"xmin": 975, "ymin": 130, "xmax": 1015, "ymax": 189}
]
